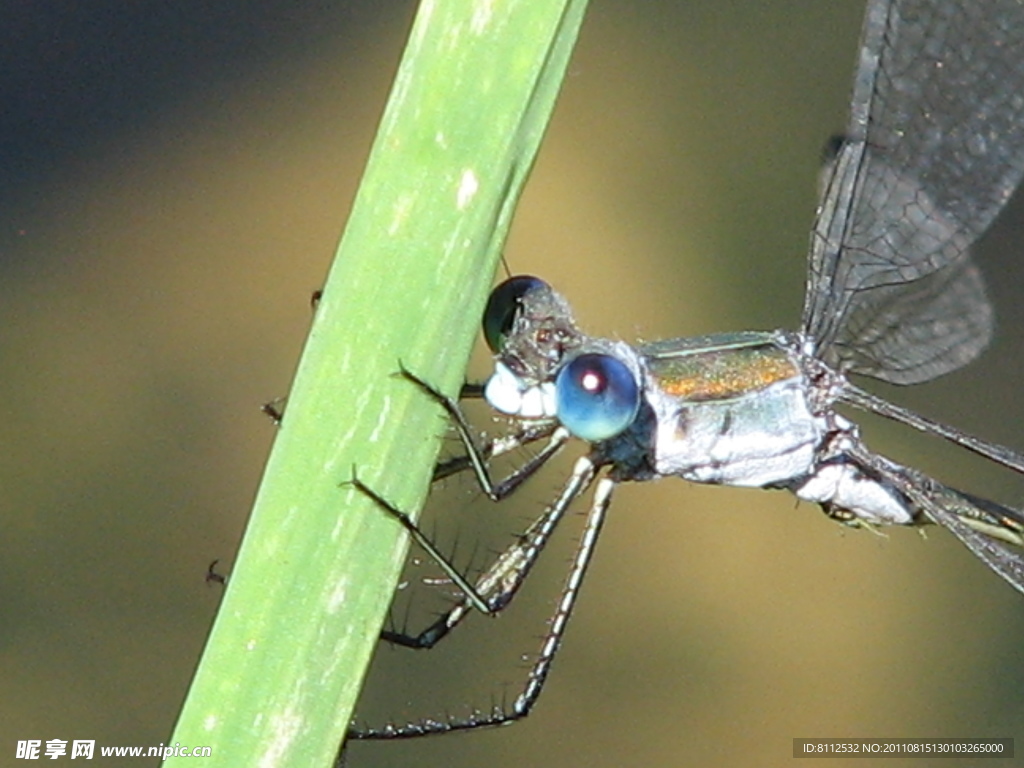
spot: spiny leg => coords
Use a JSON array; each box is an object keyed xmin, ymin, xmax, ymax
[
  {"xmin": 353, "ymin": 455, "xmax": 599, "ymax": 648},
  {"xmin": 432, "ymin": 420, "xmax": 565, "ymax": 487},
  {"xmin": 398, "ymin": 365, "xmax": 568, "ymax": 498},
  {"xmin": 344, "ymin": 472, "xmax": 491, "ymax": 615},
  {"xmin": 205, "ymin": 559, "xmax": 226, "ymax": 587},
  {"xmin": 258, "ymin": 289, "xmax": 324, "ymax": 426},
  {"xmin": 384, "ymin": 458, "xmax": 595, "ymax": 649},
  {"xmin": 260, "ymin": 398, "xmax": 285, "ymax": 426},
  {"xmin": 356, "ymin": 368, "xmax": 568, "ymax": 640},
  {"xmin": 347, "ymin": 457, "xmax": 612, "ymax": 740},
  {"xmin": 346, "ymin": 367, "xmax": 579, "ymax": 706}
]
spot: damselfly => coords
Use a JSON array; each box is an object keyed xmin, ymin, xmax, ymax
[{"xmin": 349, "ymin": 0, "xmax": 1024, "ymax": 743}]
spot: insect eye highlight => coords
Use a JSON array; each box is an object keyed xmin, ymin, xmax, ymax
[{"xmin": 555, "ymin": 353, "xmax": 640, "ymax": 441}]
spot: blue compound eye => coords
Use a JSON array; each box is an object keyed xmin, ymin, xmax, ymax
[
  {"xmin": 555, "ymin": 353, "xmax": 640, "ymax": 441},
  {"xmin": 482, "ymin": 276, "xmax": 548, "ymax": 352}
]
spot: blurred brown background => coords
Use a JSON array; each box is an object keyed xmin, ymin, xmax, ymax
[{"xmin": 3, "ymin": 2, "xmax": 1024, "ymax": 767}]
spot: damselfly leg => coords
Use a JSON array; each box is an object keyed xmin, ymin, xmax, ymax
[
  {"xmin": 403, "ymin": 369, "xmax": 569, "ymax": 495},
  {"xmin": 347, "ymin": 455, "xmax": 609, "ymax": 739},
  {"xmin": 345, "ymin": 371, "xmax": 609, "ymax": 739}
]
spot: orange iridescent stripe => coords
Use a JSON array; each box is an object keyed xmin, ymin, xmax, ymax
[{"xmin": 654, "ymin": 348, "xmax": 798, "ymax": 401}]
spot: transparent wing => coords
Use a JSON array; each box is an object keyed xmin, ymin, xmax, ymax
[
  {"xmin": 802, "ymin": 0, "xmax": 1024, "ymax": 384},
  {"xmin": 849, "ymin": 445, "xmax": 1024, "ymax": 595},
  {"xmin": 926, "ymin": 487, "xmax": 1024, "ymax": 595},
  {"xmin": 891, "ymin": 464, "xmax": 1024, "ymax": 595},
  {"xmin": 828, "ymin": 257, "xmax": 992, "ymax": 383}
]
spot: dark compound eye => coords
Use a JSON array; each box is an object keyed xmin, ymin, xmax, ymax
[
  {"xmin": 482, "ymin": 276, "xmax": 549, "ymax": 353},
  {"xmin": 555, "ymin": 353, "xmax": 640, "ymax": 442}
]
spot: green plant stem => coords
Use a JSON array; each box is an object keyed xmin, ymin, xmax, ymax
[{"xmin": 164, "ymin": 0, "xmax": 589, "ymax": 766}]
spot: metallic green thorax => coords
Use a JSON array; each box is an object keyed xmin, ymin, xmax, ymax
[{"xmin": 641, "ymin": 332, "xmax": 800, "ymax": 403}]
